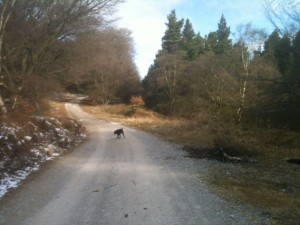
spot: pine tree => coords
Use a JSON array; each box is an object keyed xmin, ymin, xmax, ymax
[
  {"xmin": 205, "ymin": 32, "xmax": 218, "ymax": 52},
  {"xmin": 181, "ymin": 19, "xmax": 195, "ymax": 50},
  {"xmin": 161, "ymin": 10, "xmax": 184, "ymax": 53},
  {"xmin": 215, "ymin": 14, "xmax": 232, "ymax": 54},
  {"xmin": 292, "ymin": 31, "xmax": 300, "ymax": 111},
  {"xmin": 194, "ymin": 32, "xmax": 205, "ymax": 54},
  {"xmin": 275, "ymin": 34, "xmax": 293, "ymax": 75},
  {"xmin": 181, "ymin": 19, "xmax": 205, "ymax": 60},
  {"xmin": 292, "ymin": 31, "xmax": 300, "ymax": 77},
  {"xmin": 263, "ymin": 29, "xmax": 281, "ymax": 60}
]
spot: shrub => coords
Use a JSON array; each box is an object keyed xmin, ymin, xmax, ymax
[{"xmin": 130, "ymin": 96, "xmax": 145, "ymax": 117}]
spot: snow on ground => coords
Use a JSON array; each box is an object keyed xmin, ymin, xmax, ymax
[
  {"xmin": 0, "ymin": 143, "xmax": 66, "ymax": 197},
  {"xmin": 0, "ymin": 164, "xmax": 39, "ymax": 197},
  {"xmin": 0, "ymin": 116, "xmax": 87, "ymax": 198}
]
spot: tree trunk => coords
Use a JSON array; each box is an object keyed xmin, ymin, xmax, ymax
[
  {"xmin": 237, "ymin": 50, "xmax": 249, "ymax": 123},
  {"xmin": 0, "ymin": 94, "xmax": 7, "ymax": 115},
  {"xmin": 0, "ymin": 0, "xmax": 17, "ymax": 117}
]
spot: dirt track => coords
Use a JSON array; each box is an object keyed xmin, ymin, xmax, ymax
[{"xmin": 0, "ymin": 103, "xmax": 270, "ymax": 225}]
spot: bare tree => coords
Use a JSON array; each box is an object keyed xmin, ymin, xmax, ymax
[
  {"xmin": 186, "ymin": 53, "xmax": 238, "ymax": 119},
  {"xmin": 235, "ymin": 23, "xmax": 268, "ymax": 123},
  {"xmin": 0, "ymin": 0, "xmax": 17, "ymax": 115},
  {"xmin": 156, "ymin": 52, "xmax": 186, "ymax": 115},
  {"xmin": 0, "ymin": 0, "xmax": 124, "ymax": 112},
  {"xmin": 264, "ymin": 0, "xmax": 300, "ymax": 37},
  {"xmin": 66, "ymin": 28, "xmax": 140, "ymax": 104}
]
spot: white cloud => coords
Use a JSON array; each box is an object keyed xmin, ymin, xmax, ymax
[{"xmin": 116, "ymin": 0, "xmax": 184, "ymax": 77}]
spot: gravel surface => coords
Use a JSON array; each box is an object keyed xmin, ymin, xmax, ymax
[{"xmin": 0, "ymin": 103, "xmax": 271, "ymax": 225}]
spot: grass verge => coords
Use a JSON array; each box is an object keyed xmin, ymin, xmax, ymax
[{"xmin": 82, "ymin": 104, "xmax": 300, "ymax": 225}]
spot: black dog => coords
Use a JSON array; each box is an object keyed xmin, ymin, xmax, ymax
[{"xmin": 114, "ymin": 128, "xmax": 125, "ymax": 139}]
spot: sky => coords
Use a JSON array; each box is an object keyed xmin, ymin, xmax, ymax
[{"xmin": 115, "ymin": 0, "xmax": 275, "ymax": 78}]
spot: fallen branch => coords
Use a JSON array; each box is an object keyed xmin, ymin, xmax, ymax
[{"xmin": 221, "ymin": 148, "xmax": 242, "ymax": 162}]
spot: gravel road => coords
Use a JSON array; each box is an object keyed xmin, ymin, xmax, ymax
[{"xmin": 0, "ymin": 103, "xmax": 270, "ymax": 225}]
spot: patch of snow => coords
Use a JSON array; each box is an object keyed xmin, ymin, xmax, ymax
[
  {"xmin": 31, "ymin": 149, "xmax": 42, "ymax": 158},
  {"xmin": 24, "ymin": 136, "xmax": 32, "ymax": 141},
  {"xmin": 0, "ymin": 151, "xmax": 56, "ymax": 198},
  {"xmin": 46, "ymin": 155, "xmax": 58, "ymax": 161},
  {"xmin": 0, "ymin": 117, "xmax": 86, "ymax": 199},
  {"xmin": 81, "ymin": 133, "xmax": 87, "ymax": 138},
  {"xmin": 51, "ymin": 118, "xmax": 62, "ymax": 125}
]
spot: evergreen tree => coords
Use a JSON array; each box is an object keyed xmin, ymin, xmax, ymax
[
  {"xmin": 263, "ymin": 29, "xmax": 281, "ymax": 60},
  {"xmin": 194, "ymin": 32, "xmax": 205, "ymax": 54},
  {"xmin": 215, "ymin": 14, "xmax": 232, "ymax": 54},
  {"xmin": 292, "ymin": 31, "xmax": 300, "ymax": 77},
  {"xmin": 275, "ymin": 34, "xmax": 293, "ymax": 75},
  {"xmin": 186, "ymin": 32, "xmax": 205, "ymax": 60},
  {"xmin": 205, "ymin": 32, "xmax": 218, "ymax": 52},
  {"xmin": 291, "ymin": 31, "xmax": 300, "ymax": 111},
  {"xmin": 181, "ymin": 19, "xmax": 196, "ymax": 50},
  {"xmin": 161, "ymin": 10, "xmax": 184, "ymax": 53},
  {"xmin": 181, "ymin": 19, "xmax": 205, "ymax": 60}
]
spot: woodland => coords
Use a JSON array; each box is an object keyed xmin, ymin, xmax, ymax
[
  {"xmin": 0, "ymin": 0, "xmax": 298, "ymax": 132},
  {"xmin": 0, "ymin": 0, "xmax": 141, "ymax": 115},
  {"xmin": 144, "ymin": 7, "xmax": 300, "ymax": 131}
]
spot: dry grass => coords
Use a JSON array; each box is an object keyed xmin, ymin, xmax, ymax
[
  {"xmin": 82, "ymin": 104, "xmax": 300, "ymax": 225},
  {"xmin": 1, "ymin": 99, "xmax": 69, "ymax": 125},
  {"xmin": 46, "ymin": 100, "xmax": 69, "ymax": 118},
  {"xmin": 83, "ymin": 104, "xmax": 216, "ymax": 147}
]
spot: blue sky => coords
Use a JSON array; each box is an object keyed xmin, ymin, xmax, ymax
[{"xmin": 116, "ymin": 0, "xmax": 275, "ymax": 78}]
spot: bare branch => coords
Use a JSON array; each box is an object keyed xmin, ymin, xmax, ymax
[{"xmin": 264, "ymin": 0, "xmax": 300, "ymax": 37}]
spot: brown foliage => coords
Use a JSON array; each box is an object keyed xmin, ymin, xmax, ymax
[
  {"xmin": 65, "ymin": 28, "xmax": 141, "ymax": 103},
  {"xmin": 130, "ymin": 96, "xmax": 145, "ymax": 108},
  {"xmin": 0, "ymin": 0, "xmax": 127, "ymax": 114}
]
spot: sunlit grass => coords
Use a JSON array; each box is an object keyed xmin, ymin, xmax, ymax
[
  {"xmin": 47, "ymin": 100, "xmax": 69, "ymax": 118},
  {"xmin": 83, "ymin": 104, "xmax": 216, "ymax": 146}
]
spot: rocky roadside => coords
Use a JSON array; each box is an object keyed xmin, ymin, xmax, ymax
[{"xmin": 0, "ymin": 115, "xmax": 87, "ymax": 197}]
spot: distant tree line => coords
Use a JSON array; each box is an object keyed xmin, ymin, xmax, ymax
[
  {"xmin": 0, "ymin": 0, "xmax": 141, "ymax": 115},
  {"xmin": 143, "ymin": 4, "xmax": 300, "ymax": 130}
]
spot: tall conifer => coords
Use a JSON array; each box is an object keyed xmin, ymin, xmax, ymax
[
  {"xmin": 161, "ymin": 10, "xmax": 184, "ymax": 53},
  {"xmin": 216, "ymin": 14, "xmax": 232, "ymax": 54}
]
